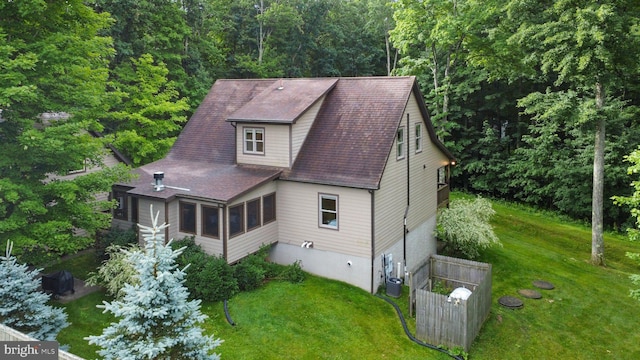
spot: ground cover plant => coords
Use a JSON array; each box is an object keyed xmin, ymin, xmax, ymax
[{"xmin": 53, "ymin": 195, "xmax": 640, "ymax": 359}]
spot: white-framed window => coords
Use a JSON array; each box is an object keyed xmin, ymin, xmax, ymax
[
  {"xmin": 319, "ymin": 194, "xmax": 338, "ymax": 229},
  {"xmin": 396, "ymin": 126, "xmax": 405, "ymax": 160},
  {"xmin": 415, "ymin": 123, "xmax": 423, "ymax": 153},
  {"xmin": 244, "ymin": 127, "xmax": 264, "ymax": 154}
]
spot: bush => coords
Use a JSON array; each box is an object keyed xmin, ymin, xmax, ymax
[
  {"xmin": 86, "ymin": 244, "xmax": 140, "ymax": 300},
  {"xmin": 173, "ymin": 237, "xmax": 238, "ymax": 301},
  {"xmin": 436, "ymin": 196, "xmax": 502, "ymax": 259},
  {"xmin": 172, "ymin": 239, "xmax": 304, "ymax": 299},
  {"xmin": 96, "ymin": 227, "xmax": 137, "ymax": 260},
  {"xmin": 16, "ymin": 243, "xmax": 56, "ymax": 266},
  {"xmin": 278, "ymin": 260, "xmax": 305, "ymax": 283},
  {"xmin": 234, "ymin": 256, "xmax": 267, "ymax": 292}
]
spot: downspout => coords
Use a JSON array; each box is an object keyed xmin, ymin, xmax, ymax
[
  {"xmin": 404, "ymin": 113, "xmax": 410, "ymax": 266},
  {"xmin": 231, "ymin": 121, "xmax": 237, "ymax": 165},
  {"xmin": 222, "ymin": 204, "xmax": 228, "ymax": 261},
  {"xmin": 164, "ymin": 202, "xmax": 169, "ymax": 243},
  {"xmin": 370, "ymin": 189, "xmax": 376, "ymax": 293}
]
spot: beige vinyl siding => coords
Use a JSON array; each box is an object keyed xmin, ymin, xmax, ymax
[
  {"xmin": 51, "ymin": 151, "xmax": 123, "ymax": 203},
  {"xmin": 374, "ymin": 93, "xmax": 449, "ymax": 258},
  {"xmin": 111, "ymin": 217, "xmax": 132, "ymax": 230},
  {"xmin": 169, "ymin": 199, "xmax": 223, "ymax": 256},
  {"xmin": 373, "ymin": 142, "xmax": 408, "ymax": 258},
  {"xmin": 225, "ymin": 181, "xmax": 278, "ymax": 263},
  {"xmin": 405, "ymin": 94, "xmax": 450, "ymax": 230},
  {"xmin": 291, "ymin": 95, "xmax": 325, "ymax": 165},
  {"xmin": 278, "ymin": 181, "xmax": 371, "ymax": 258},
  {"xmin": 236, "ymin": 124, "xmax": 290, "ymax": 167},
  {"xmin": 137, "ymin": 198, "xmax": 166, "ymax": 241}
]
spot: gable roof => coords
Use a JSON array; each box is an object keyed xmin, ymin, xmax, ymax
[
  {"xmin": 227, "ymin": 78, "xmax": 338, "ymax": 124},
  {"xmin": 281, "ymin": 77, "xmax": 417, "ymax": 189},
  {"xmin": 119, "ymin": 76, "xmax": 454, "ymax": 201}
]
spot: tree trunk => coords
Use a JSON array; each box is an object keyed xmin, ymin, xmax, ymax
[{"xmin": 591, "ymin": 82, "xmax": 605, "ymax": 265}]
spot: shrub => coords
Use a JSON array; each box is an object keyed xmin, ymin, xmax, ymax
[
  {"xmin": 86, "ymin": 244, "xmax": 140, "ymax": 300},
  {"xmin": 234, "ymin": 256, "xmax": 267, "ymax": 292},
  {"xmin": 173, "ymin": 237, "xmax": 238, "ymax": 301},
  {"xmin": 16, "ymin": 243, "xmax": 56, "ymax": 266},
  {"xmin": 436, "ymin": 196, "xmax": 502, "ymax": 259},
  {"xmin": 95, "ymin": 227, "xmax": 137, "ymax": 260},
  {"xmin": 278, "ymin": 260, "xmax": 306, "ymax": 283}
]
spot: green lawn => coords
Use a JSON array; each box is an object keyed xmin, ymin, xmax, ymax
[
  {"xmin": 471, "ymin": 199, "xmax": 640, "ymax": 359},
  {"xmin": 53, "ymin": 196, "xmax": 640, "ymax": 359}
]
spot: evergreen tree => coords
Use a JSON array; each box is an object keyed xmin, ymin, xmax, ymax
[
  {"xmin": 86, "ymin": 206, "xmax": 222, "ymax": 360},
  {"xmin": 0, "ymin": 241, "xmax": 68, "ymax": 341}
]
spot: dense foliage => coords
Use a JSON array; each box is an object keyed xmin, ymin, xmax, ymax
[
  {"xmin": 85, "ymin": 244, "xmax": 140, "ymax": 300},
  {"xmin": 3, "ymin": 0, "xmax": 640, "ymax": 260},
  {"xmin": 436, "ymin": 197, "xmax": 501, "ymax": 259},
  {"xmin": 0, "ymin": 0, "xmax": 131, "ymax": 260},
  {"xmin": 172, "ymin": 238, "xmax": 305, "ymax": 302},
  {"xmin": 0, "ymin": 242, "xmax": 68, "ymax": 341},
  {"xmin": 86, "ymin": 208, "xmax": 222, "ymax": 360},
  {"xmin": 612, "ymin": 147, "xmax": 640, "ymax": 300}
]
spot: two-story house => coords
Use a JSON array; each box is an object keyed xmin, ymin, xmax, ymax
[{"xmin": 111, "ymin": 77, "xmax": 454, "ymax": 293}]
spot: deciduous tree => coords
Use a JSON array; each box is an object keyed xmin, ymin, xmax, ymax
[{"xmin": 0, "ymin": 0, "xmax": 129, "ymax": 259}]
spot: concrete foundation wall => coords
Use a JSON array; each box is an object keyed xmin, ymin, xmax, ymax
[{"xmin": 269, "ymin": 242, "xmax": 370, "ymax": 292}]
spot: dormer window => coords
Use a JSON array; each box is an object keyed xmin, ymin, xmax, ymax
[{"xmin": 244, "ymin": 127, "xmax": 264, "ymax": 154}]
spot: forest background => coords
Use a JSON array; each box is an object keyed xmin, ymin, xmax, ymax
[{"xmin": 1, "ymin": 0, "xmax": 639, "ymax": 259}]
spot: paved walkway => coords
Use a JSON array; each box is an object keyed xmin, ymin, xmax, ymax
[
  {"xmin": 53, "ymin": 278, "xmax": 102, "ymax": 304},
  {"xmin": 40, "ymin": 249, "xmax": 104, "ymax": 303}
]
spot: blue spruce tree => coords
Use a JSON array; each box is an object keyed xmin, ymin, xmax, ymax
[
  {"xmin": 86, "ymin": 206, "xmax": 222, "ymax": 360},
  {"xmin": 0, "ymin": 241, "xmax": 69, "ymax": 341}
]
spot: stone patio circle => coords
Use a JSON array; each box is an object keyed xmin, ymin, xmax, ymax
[
  {"xmin": 498, "ymin": 295, "xmax": 524, "ymax": 309},
  {"xmin": 518, "ymin": 289, "xmax": 542, "ymax": 299},
  {"xmin": 533, "ymin": 280, "xmax": 555, "ymax": 290}
]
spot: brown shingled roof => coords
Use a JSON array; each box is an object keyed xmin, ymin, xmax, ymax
[
  {"xmin": 227, "ymin": 78, "xmax": 338, "ymax": 123},
  {"xmin": 282, "ymin": 77, "xmax": 416, "ymax": 189},
  {"xmin": 125, "ymin": 158, "xmax": 281, "ymax": 203},
  {"xmin": 119, "ymin": 76, "xmax": 453, "ymax": 200},
  {"xmin": 168, "ymin": 79, "xmax": 277, "ymax": 164}
]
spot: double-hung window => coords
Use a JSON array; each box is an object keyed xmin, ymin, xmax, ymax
[
  {"xmin": 244, "ymin": 128, "xmax": 264, "ymax": 154},
  {"xmin": 396, "ymin": 127, "xmax": 405, "ymax": 160},
  {"xmin": 415, "ymin": 123, "xmax": 423, "ymax": 153},
  {"xmin": 319, "ymin": 194, "xmax": 338, "ymax": 229}
]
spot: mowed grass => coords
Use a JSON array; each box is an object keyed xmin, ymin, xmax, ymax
[
  {"xmin": 201, "ymin": 276, "xmax": 449, "ymax": 360},
  {"xmin": 57, "ymin": 276, "xmax": 449, "ymax": 360},
  {"xmin": 52, "ymin": 195, "xmax": 640, "ymax": 359},
  {"xmin": 471, "ymin": 199, "xmax": 640, "ymax": 359}
]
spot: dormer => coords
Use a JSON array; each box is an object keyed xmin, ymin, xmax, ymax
[{"xmin": 227, "ymin": 78, "xmax": 337, "ymax": 168}]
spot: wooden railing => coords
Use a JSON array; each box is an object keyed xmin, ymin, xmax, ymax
[{"xmin": 437, "ymin": 183, "xmax": 450, "ymax": 208}]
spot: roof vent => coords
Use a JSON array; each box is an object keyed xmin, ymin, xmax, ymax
[
  {"xmin": 277, "ymin": 79, "xmax": 284, "ymax": 90},
  {"xmin": 153, "ymin": 171, "xmax": 165, "ymax": 191}
]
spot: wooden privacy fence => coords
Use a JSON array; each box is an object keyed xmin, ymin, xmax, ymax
[
  {"xmin": 410, "ymin": 254, "xmax": 492, "ymax": 352},
  {"xmin": 0, "ymin": 324, "xmax": 85, "ymax": 360}
]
